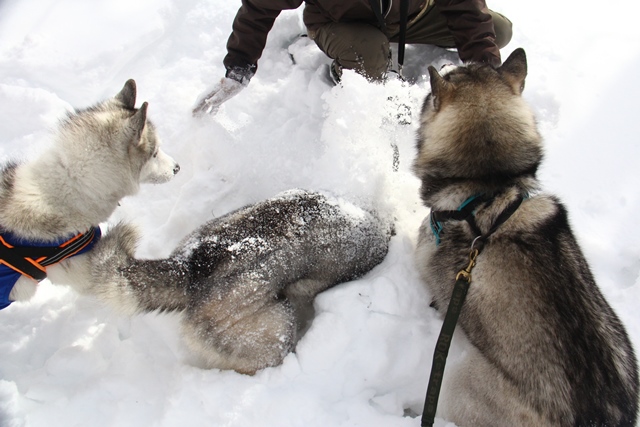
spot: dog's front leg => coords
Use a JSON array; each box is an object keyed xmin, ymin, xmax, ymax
[{"xmin": 8, "ymin": 276, "xmax": 38, "ymax": 302}]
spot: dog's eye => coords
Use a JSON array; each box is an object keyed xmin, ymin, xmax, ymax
[{"xmin": 152, "ymin": 150, "xmax": 158, "ymax": 158}]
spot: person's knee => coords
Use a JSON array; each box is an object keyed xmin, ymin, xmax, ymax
[
  {"xmin": 491, "ymin": 11, "xmax": 513, "ymax": 49},
  {"xmin": 338, "ymin": 39, "xmax": 390, "ymax": 80},
  {"xmin": 314, "ymin": 23, "xmax": 390, "ymax": 80}
]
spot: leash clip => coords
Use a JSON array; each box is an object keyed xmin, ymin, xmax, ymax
[{"xmin": 456, "ymin": 248, "xmax": 478, "ymax": 282}]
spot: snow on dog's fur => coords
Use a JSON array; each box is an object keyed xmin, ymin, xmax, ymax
[{"xmin": 87, "ymin": 190, "xmax": 392, "ymax": 374}]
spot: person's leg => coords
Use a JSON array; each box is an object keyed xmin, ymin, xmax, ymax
[
  {"xmin": 491, "ymin": 11, "xmax": 513, "ymax": 49},
  {"xmin": 392, "ymin": 7, "xmax": 512, "ymax": 50},
  {"xmin": 309, "ymin": 22, "xmax": 390, "ymax": 81}
]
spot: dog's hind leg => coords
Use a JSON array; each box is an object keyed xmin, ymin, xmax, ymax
[
  {"xmin": 440, "ymin": 346, "xmax": 554, "ymax": 427},
  {"xmin": 181, "ymin": 296, "xmax": 297, "ymax": 374},
  {"xmin": 283, "ymin": 278, "xmax": 333, "ymax": 335},
  {"xmin": 284, "ymin": 278, "xmax": 334, "ymax": 301}
]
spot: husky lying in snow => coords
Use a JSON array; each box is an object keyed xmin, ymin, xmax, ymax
[
  {"xmin": 86, "ymin": 190, "xmax": 392, "ymax": 374},
  {"xmin": 414, "ymin": 49, "xmax": 639, "ymax": 426},
  {"xmin": 0, "ymin": 80, "xmax": 179, "ymax": 310}
]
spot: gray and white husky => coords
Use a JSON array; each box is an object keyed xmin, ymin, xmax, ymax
[
  {"xmin": 0, "ymin": 80, "xmax": 179, "ymax": 309},
  {"xmin": 414, "ymin": 48, "xmax": 639, "ymax": 426},
  {"xmin": 86, "ymin": 189, "xmax": 392, "ymax": 374}
]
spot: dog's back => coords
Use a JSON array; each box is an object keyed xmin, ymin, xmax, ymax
[
  {"xmin": 88, "ymin": 190, "xmax": 392, "ymax": 373},
  {"xmin": 414, "ymin": 49, "xmax": 639, "ymax": 426},
  {"xmin": 419, "ymin": 193, "xmax": 639, "ymax": 426}
]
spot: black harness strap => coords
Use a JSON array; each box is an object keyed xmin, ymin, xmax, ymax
[
  {"xmin": 421, "ymin": 195, "xmax": 524, "ymax": 427},
  {"xmin": 398, "ymin": 0, "xmax": 409, "ymax": 73},
  {"xmin": 430, "ymin": 195, "xmax": 488, "ymax": 242},
  {"xmin": 368, "ymin": 0, "xmax": 387, "ymax": 30},
  {"xmin": 40, "ymin": 227, "xmax": 98, "ymax": 266},
  {"xmin": 483, "ymin": 196, "xmax": 523, "ymax": 240},
  {"xmin": 0, "ymin": 227, "xmax": 98, "ymax": 281},
  {"xmin": 0, "ymin": 245, "xmax": 47, "ymax": 281},
  {"xmin": 368, "ymin": 0, "xmax": 410, "ymax": 73}
]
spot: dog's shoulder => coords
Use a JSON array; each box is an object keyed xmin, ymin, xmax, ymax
[
  {"xmin": 0, "ymin": 161, "xmax": 19, "ymax": 193},
  {"xmin": 488, "ymin": 192, "xmax": 582, "ymax": 255},
  {"xmin": 0, "ymin": 162, "xmax": 21, "ymax": 219},
  {"xmin": 497, "ymin": 193, "xmax": 565, "ymax": 235},
  {"xmin": 483, "ymin": 192, "xmax": 596, "ymax": 291}
]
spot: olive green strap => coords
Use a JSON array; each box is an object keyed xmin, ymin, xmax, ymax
[{"xmin": 421, "ymin": 249, "xmax": 477, "ymax": 427}]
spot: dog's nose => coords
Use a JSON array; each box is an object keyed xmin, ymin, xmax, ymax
[{"xmin": 173, "ymin": 163, "xmax": 180, "ymax": 175}]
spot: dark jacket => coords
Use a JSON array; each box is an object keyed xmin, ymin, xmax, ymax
[{"xmin": 224, "ymin": 0, "xmax": 499, "ymax": 78}]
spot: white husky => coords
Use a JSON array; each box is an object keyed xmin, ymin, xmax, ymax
[{"xmin": 0, "ymin": 79, "xmax": 179, "ymax": 309}]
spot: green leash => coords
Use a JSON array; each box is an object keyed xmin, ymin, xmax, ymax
[
  {"xmin": 420, "ymin": 194, "xmax": 524, "ymax": 426},
  {"xmin": 421, "ymin": 248, "xmax": 478, "ymax": 427}
]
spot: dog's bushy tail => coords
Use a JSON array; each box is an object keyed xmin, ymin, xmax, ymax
[{"xmin": 88, "ymin": 222, "xmax": 190, "ymax": 315}]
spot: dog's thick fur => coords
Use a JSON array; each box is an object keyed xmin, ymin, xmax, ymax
[
  {"xmin": 2, "ymin": 80, "xmax": 179, "ymax": 302},
  {"xmin": 85, "ymin": 189, "xmax": 392, "ymax": 374},
  {"xmin": 414, "ymin": 49, "xmax": 639, "ymax": 426}
]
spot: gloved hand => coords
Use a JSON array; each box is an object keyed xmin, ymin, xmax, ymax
[{"xmin": 192, "ymin": 77, "xmax": 245, "ymax": 116}]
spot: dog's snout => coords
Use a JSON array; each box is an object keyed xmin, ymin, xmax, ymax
[{"xmin": 173, "ymin": 163, "xmax": 180, "ymax": 175}]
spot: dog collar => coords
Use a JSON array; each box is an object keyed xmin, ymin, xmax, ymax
[
  {"xmin": 0, "ymin": 226, "xmax": 101, "ymax": 309},
  {"xmin": 430, "ymin": 194, "xmax": 524, "ymax": 246},
  {"xmin": 430, "ymin": 195, "xmax": 486, "ymax": 245}
]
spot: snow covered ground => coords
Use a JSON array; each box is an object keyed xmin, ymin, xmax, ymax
[{"xmin": 1, "ymin": 0, "xmax": 639, "ymax": 426}]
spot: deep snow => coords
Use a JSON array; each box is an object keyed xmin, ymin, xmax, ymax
[{"xmin": 0, "ymin": 0, "xmax": 639, "ymax": 426}]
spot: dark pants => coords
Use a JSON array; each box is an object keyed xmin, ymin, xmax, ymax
[{"xmin": 308, "ymin": 3, "xmax": 512, "ymax": 80}]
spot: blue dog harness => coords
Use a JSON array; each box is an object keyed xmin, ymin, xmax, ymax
[{"xmin": 0, "ymin": 226, "xmax": 101, "ymax": 310}]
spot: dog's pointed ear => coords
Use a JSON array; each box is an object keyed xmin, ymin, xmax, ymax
[
  {"xmin": 498, "ymin": 48, "xmax": 527, "ymax": 95},
  {"xmin": 129, "ymin": 102, "xmax": 148, "ymax": 144},
  {"xmin": 428, "ymin": 66, "xmax": 452, "ymax": 111},
  {"xmin": 115, "ymin": 79, "xmax": 137, "ymax": 109}
]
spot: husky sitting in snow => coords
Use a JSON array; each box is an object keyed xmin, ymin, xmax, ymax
[
  {"xmin": 414, "ymin": 49, "xmax": 639, "ymax": 426},
  {"xmin": 0, "ymin": 80, "xmax": 179, "ymax": 310},
  {"xmin": 85, "ymin": 190, "xmax": 392, "ymax": 374}
]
